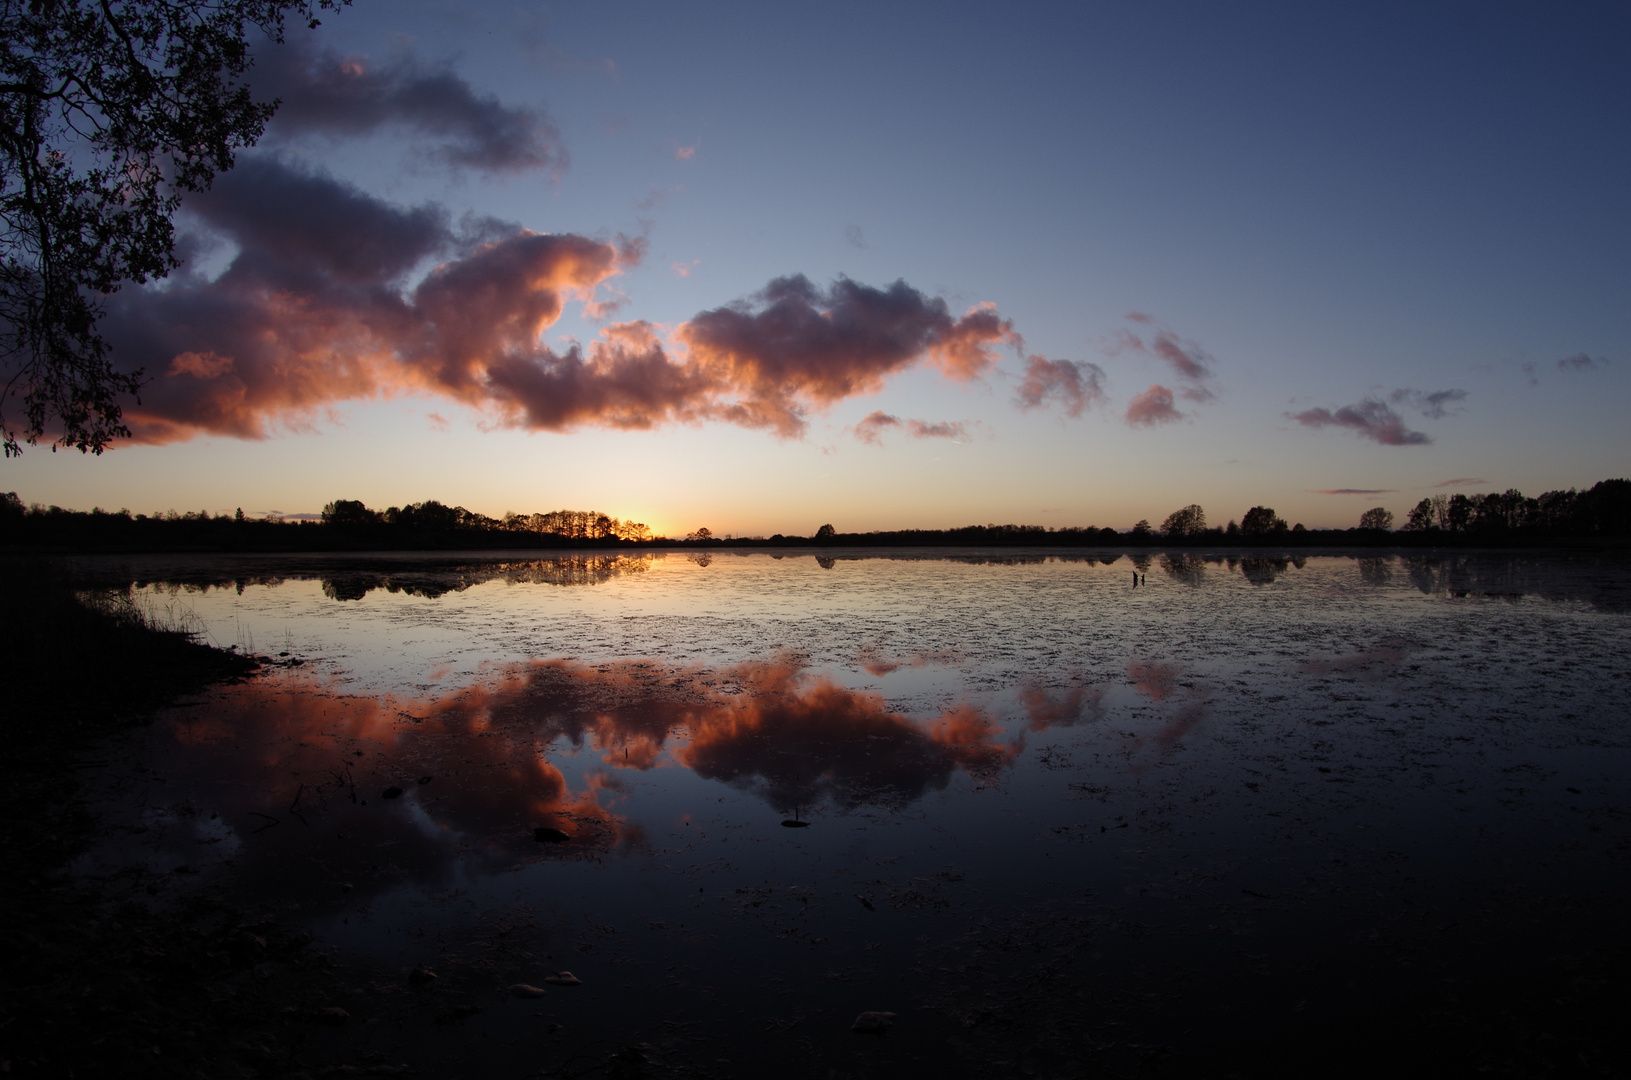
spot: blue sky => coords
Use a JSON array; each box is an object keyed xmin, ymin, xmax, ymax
[{"xmin": 9, "ymin": 0, "xmax": 1628, "ymax": 534}]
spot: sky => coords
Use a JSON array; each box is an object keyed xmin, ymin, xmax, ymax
[{"xmin": 8, "ymin": 0, "xmax": 1630, "ymax": 535}]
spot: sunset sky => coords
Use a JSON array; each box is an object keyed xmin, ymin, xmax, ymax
[{"xmin": 8, "ymin": 1, "xmax": 1629, "ymax": 535}]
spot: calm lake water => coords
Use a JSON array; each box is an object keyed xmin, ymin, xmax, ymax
[{"xmin": 71, "ymin": 549, "xmax": 1631, "ymax": 1075}]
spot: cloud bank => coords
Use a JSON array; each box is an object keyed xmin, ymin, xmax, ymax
[{"xmin": 103, "ymin": 159, "xmax": 1045, "ymax": 444}]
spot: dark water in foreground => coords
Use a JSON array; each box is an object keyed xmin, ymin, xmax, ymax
[{"xmin": 70, "ymin": 549, "xmax": 1631, "ymax": 1074}]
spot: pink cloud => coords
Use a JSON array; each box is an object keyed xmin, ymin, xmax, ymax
[
  {"xmin": 853, "ymin": 411, "xmax": 901, "ymax": 445},
  {"xmin": 1125, "ymin": 384, "xmax": 1183, "ymax": 426},
  {"xmin": 1105, "ymin": 314, "xmax": 1219, "ymax": 413},
  {"xmin": 852, "ymin": 412, "xmax": 970, "ymax": 445},
  {"xmin": 673, "ymin": 145, "xmax": 697, "ymax": 161},
  {"xmin": 1014, "ymin": 355, "xmax": 1107, "ymax": 417}
]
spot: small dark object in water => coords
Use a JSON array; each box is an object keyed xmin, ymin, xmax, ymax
[
  {"xmin": 781, "ymin": 819, "xmax": 810, "ymax": 828},
  {"xmin": 533, "ymin": 827, "xmax": 571, "ymax": 843},
  {"xmin": 315, "ymin": 1006, "xmax": 350, "ymax": 1026},
  {"xmin": 417, "ymin": 775, "xmax": 433, "ymax": 785},
  {"xmin": 509, "ymin": 983, "xmax": 547, "ymax": 997},
  {"xmin": 381, "ymin": 786, "xmax": 404, "ymax": 800},
  {"xmin": 855, "ymin": 894, "xmax": 875, "ymax": 911},
  {"xmin": 544, "ymin": 971, "xmax": 582, "ymax": 986},
  {"xmin": 852, "ymin": 1011, "xmax": 896, "ymax": 1033},
  {"xmin": 409, "ymin": 966, "xmax": 437, "ymax": 985}
]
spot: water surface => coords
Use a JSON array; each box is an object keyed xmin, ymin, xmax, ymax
[{"xmin": 72, "ymin": 549, "xmax": 1631, "ymax": 1074}]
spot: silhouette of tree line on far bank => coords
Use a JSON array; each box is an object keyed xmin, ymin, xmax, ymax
[{"xmin": 2, "ymin": 479, "xmax": 1628, "ymax": 554}]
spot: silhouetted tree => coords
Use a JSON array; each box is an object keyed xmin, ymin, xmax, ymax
[
  {"xmin": 1405, "ymin": 498, "xmax": 1434, "ymax": 531},
  {"xmin": 320, "ymin": 499, "xmax": 378, "ymax": 529},
  {"xmin": 1129, "ymin": 519, "xmax": 1152, "ymax": 540},
  {"xmin": 1239, "ymin": 506, "xmax": 1287, "ymax": 539},
  {"xmin": 1446, "ymin": 493, "xmax": 1473, "ymax": 532},
  {"xmin": 1160, "ymin": 504, "xmax": 1206, "ymax": 538},
  {"xmin": 814, "ymin": 523, "xmax": 836, "ymax": 542},
  {"xmin": 687, "ymin": 526, "xmax": 713, "ymax": 541},
  {"xmin": 1, "ymin": 0, "xmax": 346, "ymax": 456},
  {"xmin": 1359, "ymin": 507, "xmax": 1394, "ymax": 531}
]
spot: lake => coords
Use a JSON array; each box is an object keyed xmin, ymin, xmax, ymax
[{"xmin": 68, "ymin": 548, "xmax": 1631, "ymax": 1075}]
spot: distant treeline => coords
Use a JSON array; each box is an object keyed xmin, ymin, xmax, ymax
[{"xmin": 2, "ymin": 479, "xmax": 1628, "ymax": 554}]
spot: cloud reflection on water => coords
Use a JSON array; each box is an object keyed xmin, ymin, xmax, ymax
[{"xmin": 141, "ymin": 655, "xmax": 1015, "ymax": 907}]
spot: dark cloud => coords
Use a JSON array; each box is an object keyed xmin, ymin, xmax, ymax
[
  {"xmin": 1312, "ymin": 488, "xmax": 1396, "ymax": 495},
  {"xmin": 676, "ymin": 276, "xmax": 1017, "ymax": 437},
  {"xmin": 1015, "ymin": 355, "xmax": 1107, "ymax": 417},
  {"xmin": 104, "ymin": 158, "xmax": 632, "ymax": 442},
  {"xmin": 251, "ymin": 39, "xmax": 565, "ymax": 175},
  {"xmin": 1434, "ymin": 477, "xmax": 1484, "ymax": 487},
  {"xmin": 1390, "ymin": 387, "xmax": 1466, "ymax": 419},
  {"xmin": 1289, "ymin": 398, "xmax": 1430, "ymax": 446},
  {"xmin": 1125, "ymin": 384, "xmax": 1183, "ymax": 426}
]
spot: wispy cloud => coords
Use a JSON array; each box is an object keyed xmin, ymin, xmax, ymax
[
  {"xmin": 671, "ymin": 259, "xmax": 700, "ymax": 278},
  {"xmin": 1014, "ymin": 355, "xmax": 1107, "ymax": 417},
  {"xmin": 1390, "ymin": 387, "xmax": 1466, "ymax": 419},
  {"xmin": 1311, "ymin": 488, "xmax": 1396, "ymax": 495},
  {"xmin": 844, "ymin": 224, "xmax": 867, "ymax": 249},
  {"xmin": 1434, "ymin": 477, "xmax": 1484, "ymax": 488},
  {"xmin": 1126, "ymin": 384, "xmax": 1183, "ymax": 426},
  {"xmin": 851, "ymin": 412, "xmax": 971, "ymax": 446},
  {"xmin": 1288, "ymin": 398, "xmax": 1430, "ymax": 446},
  {"xmin": 672, "ymin": 144, "xmax": 698, "ymax": 161},
  {"xmin": 1524, "ymin": 352, "xmax": 1612, "ymax": 385}
]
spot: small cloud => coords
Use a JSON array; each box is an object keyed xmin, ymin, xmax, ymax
[
  {"xmin": 671, "ymin": 259, "xmax": 700, "ymax": 278},
  {"xmin": 844, "ymin": 224, "xmax": 866, "ymax": 249},
  {"xmin": 1557, "ymin": 352, "xmax": 1609, "ymax": 372},
  {"xmin": 1522, "ymin": 353, "xmax": 1610, "ymax": 386},
  {"xmin": 1390, "ymin": 387, "xmax": 1466, "ymax": 419},
  {"xmin": 1104, "ymin": 314, "xmax": 1218, "ymax": 407},
  {"xmin": 852, "ymin": 412, "xmax": 971, "ymax": 445},
  {"xmin": 1015, "ymin": 355, "xmax": 1107, "ymax": 418},
  {"xmin": 1311, "ymin": 488, "xmax": 1396, "ymax": 495},
  {"xmin": 905, "ymin": 419, "xmax": 971, "ymax": 442},
  {"xmin": 1289, "ymin": 398, "xmax": 1430, "ymax": 446},
  {"xmin": 672, "ymin": 143, "xmax": 698, "ymax": 161},
  {"xmin": 426, "ymin": 411, "xmax": 450, "ymax": 431},
  {"xmin": 852, "ymin": 410, "xmax": 900, "ymax": 445},
  {"xmin": 1126, "ymin": 384, "xmax": 1183, "ymax": 427},
  {"xmin": 1434, "ymin": 477, "xmax": 1484, "ymax": 488}
]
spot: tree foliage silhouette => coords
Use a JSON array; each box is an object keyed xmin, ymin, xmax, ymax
[
  {"xmin": 1160, "ymin": 504, "xmax": 1205, "ymax": 538},
  {"xmin": 1, "ymin": 0, "xmax": 345, "ymax": 457},
  {"xmin": 1358, "ymin": 506, "xmax": 1394, "ymax": 531}
]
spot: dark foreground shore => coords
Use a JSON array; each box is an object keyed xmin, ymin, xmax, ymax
[{"xmin": 3, "ymin": 556, "xmax": 1629, "ymax": 1079}]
